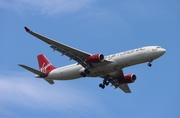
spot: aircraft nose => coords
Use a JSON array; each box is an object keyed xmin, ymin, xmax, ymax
[
  {"xmin": 161, "ymin": 48, "xmax": 166, "ymax": 54},
  {"xmin": 158, "ymin": 48, "xmax": 166, "ymax": 56}
]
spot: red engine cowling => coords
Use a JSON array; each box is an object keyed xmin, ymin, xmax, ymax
[
  {"xmin": 119, "ymin": 74, "xmax": 137, "ymax": 83},
  {"xmin": 85, "ymin": 54, "xmax": 104, "ymax": 63}
]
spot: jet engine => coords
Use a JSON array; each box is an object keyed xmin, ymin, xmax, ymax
[
  {"xmin": 119, "ymin": 74, "xmax": 137, "ymax": 83},
  {"xmin": 85, "ymin": 54, "xmax": 104, "ymax": 63}
]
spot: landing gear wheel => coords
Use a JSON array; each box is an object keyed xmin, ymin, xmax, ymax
[
  {"xmin": 105, "ymin": 82, "xmax": 109, "ymax": 86},
  {"xmin": 99, "ymin": 83, "xmax": 103, "ymax": 88},
  {"xmin": 80, "ymin": 72, "xmax": 86, "ymax": 77},
  {"xmin": 99, "ymin": 83, "xmax": 105, "ymax": 89},
  {"xmin": 103, "ymin": 80, "xmax": 109, "ymax": 86},
  {"xmin": 148, "ymin": 63, "xmax": 152, "ymax": 67},
  {"xmin": 81, "ymin": 69, "xmax": 90, "ymax": 77}
]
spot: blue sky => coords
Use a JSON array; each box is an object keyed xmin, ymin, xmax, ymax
[{"xmin": 0, "ymin": 0, "xmax": 179, "ymax": 118}]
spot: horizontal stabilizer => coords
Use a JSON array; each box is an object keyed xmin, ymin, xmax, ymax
[
  {"xmin": 119, "ymin": 84, "xmax": 131, "ymax": 93},
  {"xmin": 18, "ymin": 64, "xmax": 46, "ymax": 77},
  {"xmin": 45, "ymin": 79, "xmax": 54, "ymax": 84}
]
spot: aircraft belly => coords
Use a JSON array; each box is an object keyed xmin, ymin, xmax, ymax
[{"xmin": 89, "ymin": 62, "xmax": 121, "ymax": 77}]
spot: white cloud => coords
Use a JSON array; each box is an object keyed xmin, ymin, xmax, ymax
[
  {"xmin": 0, "ymin": 71, "xmax": 106, "ymax": 117},
  {"xmin": 0, "ymin": 0, "xmax": 95, "ymax": 14}
]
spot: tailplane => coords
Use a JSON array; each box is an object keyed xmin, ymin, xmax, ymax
[{"xmin": 18, "ymin": 64, "xmax": 46, "ymax": 77}]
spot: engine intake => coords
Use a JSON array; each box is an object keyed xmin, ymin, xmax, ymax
[
  {"xmin": 119, "ymin": 74, "xmax": 137, "ymax": 83},
  {"xmin": 85, "ymin": 54, "xmax": 104, "ymax": 63}
]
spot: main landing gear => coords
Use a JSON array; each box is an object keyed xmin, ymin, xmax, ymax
[
  {"xmin": 80, "ymin": 69, "xmax": 90, "ymax": 77},
  {"xmin": 148, "ymin": 59, "xmax": 153, "ymax": 67},
  {"xmin": 99, "ymin": 80, "xmax": 109, "ymax": 89},
  {"xmin": 80, "ymin": 64, "xmax": 93, "ymax": 77}
]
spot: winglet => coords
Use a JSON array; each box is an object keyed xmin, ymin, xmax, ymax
[{"xmin": 24, "ymin": 26, "xmax": 30, "ymax": 32}]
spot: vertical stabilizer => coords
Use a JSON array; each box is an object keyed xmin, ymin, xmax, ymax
[{"xmin": 37, "ymin": 54, "xmax": 56, "ymax": 74}]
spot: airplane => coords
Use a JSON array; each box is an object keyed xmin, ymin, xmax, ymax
[{"xmin": 19, "ymin": 27, "xmax": 166, "ymax": 93}]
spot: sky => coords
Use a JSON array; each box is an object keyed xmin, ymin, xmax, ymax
[{"xmin": 0, "ymin": 0, "xmax": 180, "ymax": 118}]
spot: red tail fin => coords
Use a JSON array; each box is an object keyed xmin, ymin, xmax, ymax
[{"xmin": 37, "ymin": 54, "xmax": 55, "ymax": 74}]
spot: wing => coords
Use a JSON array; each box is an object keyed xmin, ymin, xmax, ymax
[
  {"xmin": 24, "ymin": 27, "xmax": 91, "ymax": 67},
  {"xmin": 103, "ymin": 70, "xmax": 132, "ymax": 93}
]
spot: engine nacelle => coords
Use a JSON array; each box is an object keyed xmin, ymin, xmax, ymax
[
  {"xmin": 85, "ymin": 54, "xmax": 104, "ymax": 63},
  {"xmin": 119, "ymin": 74, "xmax": 137, "ymax": 83}
]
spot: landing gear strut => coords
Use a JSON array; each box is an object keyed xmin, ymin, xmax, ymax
[
  {"xmin": 148, "ymin": 59, "xmax": 153, "ymax": 67},
  {"xmin": 99, "ymin": 80, "xmax": 109, "ymax": 89}
]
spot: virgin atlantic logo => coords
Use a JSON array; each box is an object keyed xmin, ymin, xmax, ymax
[{"xmin": 40, "ymin": 63, "xmax": 51, "ymax": 73}]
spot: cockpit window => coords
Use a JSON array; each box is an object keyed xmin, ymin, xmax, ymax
[{"xmin": 157, "ymin": 46, "xmax": 161, "ymax": 49}]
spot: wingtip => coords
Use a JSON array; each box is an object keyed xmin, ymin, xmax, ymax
[
  {"xmin": 18, "ymin": 64, "xmax": 23, "ymax": 67},
  {"xmin": 24, "ymin": 26, "xmax": 30, "ymax": 32}
]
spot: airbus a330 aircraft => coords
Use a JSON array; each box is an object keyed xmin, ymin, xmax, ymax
[{"xmin": 19, "ymin": 27, "xmax": 166, "ymax": 93}]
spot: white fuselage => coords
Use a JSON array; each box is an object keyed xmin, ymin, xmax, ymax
[{"xmin": 45, "ymin": 46, "xmax": 166, "ymax": 80}]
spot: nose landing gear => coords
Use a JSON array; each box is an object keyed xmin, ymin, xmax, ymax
[{"xmin": 148, "ymin": 59, "xmax": 153, "ymax": 67}]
